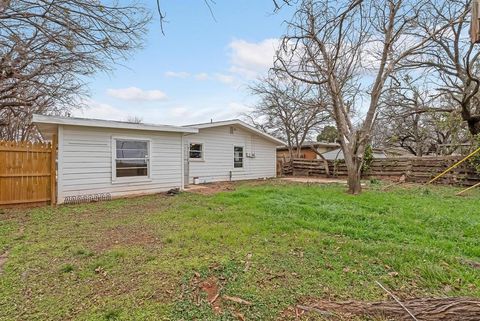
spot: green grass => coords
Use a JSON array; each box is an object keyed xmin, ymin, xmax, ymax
[{"xmin": 0, "ymin": 180, "xmax": 479, "ymax": 320}]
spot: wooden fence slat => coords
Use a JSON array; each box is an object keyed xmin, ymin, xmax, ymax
[
  {"xmin": 0, "ymin": 139, "xmax": 56, "ymax": 206},
  {"xmin": 278, "ymin": 156, "xmax": 480, "ymax": 187},
  {"xmin": 50, "ymin": 134, "xmax": 57, "ymax": 205}
]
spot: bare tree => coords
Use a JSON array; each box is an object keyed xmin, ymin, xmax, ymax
[
  {"xmin": 374, "ymin": 74, "xmax": 462, "ymax": 156},
  {"xmin": 375, "ymin": 107, "xmax": 471, "ymax": 157},
  {"xmin": 247, "ymin": 73, "xmax": 329, "ymax": 158},
  {"xmin": 126, "ymin": 116, "xmax": 144, "ymax": 124},
  {"xmin": 407, "ymin": 0, "xmax": 480, "ymax": 136},
  {"xmin": 0, "ymin": 0, "xmax": 151, "ymax": 141},
  {"xmin": 155, "ymin": 0, "xmax": 293, "ymax": 34},
  {"xmin": 275, "ymin": 0, "xmax": 442, "ymax": 194}
]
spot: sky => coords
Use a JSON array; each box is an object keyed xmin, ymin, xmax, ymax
[{"xmin": 72, "ymin": 1, "xmax": 295, "ymax": 126}]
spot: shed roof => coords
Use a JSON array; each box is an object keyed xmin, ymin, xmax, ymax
[
  {"xmin": 32, "ymin": 114, "xmax": 199, "ymax": 135},
  {"xmin": 185, "ymin": 119, "xmax": 286, "ymax": 145},
  {"xmin": 33, "ymin": 115, "xmax": 285, "ymax": 145}
]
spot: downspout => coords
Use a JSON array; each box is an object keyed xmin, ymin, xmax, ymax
[{"xmin": 181, "ymin": 133, "xmax": 185, "ymax": 190}]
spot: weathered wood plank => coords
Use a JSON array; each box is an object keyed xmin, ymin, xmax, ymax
[{"xmin": 284, "ymin": 156, "xmax": 480, "ymax": 186}]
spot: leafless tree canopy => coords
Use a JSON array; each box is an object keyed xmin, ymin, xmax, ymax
[
  {"xmin": 406, "ymin": 0, "xmax": 480, "ymax": 136},
  {"xmin": 155, "ymin": 0, "xmax": 295, "ymax": 34},
  {"xmin": 247, "ymin": 73, "xmax": 330, "ymax": 158},
  {"xmin": 375, "ymin": 74, "xmax": 471, "ymax": 156},
  {"xmin": 0, "ymin": 0, "xmax": 150, "ymax": 140}
]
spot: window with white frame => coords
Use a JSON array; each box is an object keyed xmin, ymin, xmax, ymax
[
  {"xmin": 234, "ymin": 146, "xmax": 244, "ymax": 168},
  {"xmin": 189, "ymin": 143, "xmax": 203, "ymax": 160},
  {"xmin": 114, "ymin": 139, "xmax": 150, "ymax": 178}
]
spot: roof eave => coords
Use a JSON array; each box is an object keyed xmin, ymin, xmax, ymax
[
  {"xmin": 32, "ymin": 114, "xmax": 198, "ymax": 134},
  {"xmin": 185, "ymin": 119, "xmax": 286, "ymax": 145}
]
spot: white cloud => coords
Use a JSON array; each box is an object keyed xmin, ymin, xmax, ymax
[
  {"xmin": 161, "ymin": 38, "xmax": 279, "ymax": 84},
  {"xmin": 194, "ymin": 73, "xmax": 210, "ymax": 80},
  {"xmin": 161, "ymin": 71, "xmax": 239, "ymax": 86},
  {"xmin": 71, "ymin": 98, "xmax": 250, "ymax": 126},
  {"xmin": 72, "ymin": 99, "xmax": 129, "ymax": 121},
  {"xmin": 106, "ymin": 87, "xmax": 167, "ymax": 102},
  {"xmin": 164, "ymin": 71, "xmax": 191, "ymax": 78},
  {"xmin": 228, "ymin": 38, "xmax": 280, "ymax": 79},
  {"xmin": 214, "ymin": 73, "xmax": 236, "ymax": 85}
]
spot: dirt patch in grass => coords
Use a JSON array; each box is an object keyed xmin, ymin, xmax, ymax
[
  {"xmin": 280, "ymin": 177, "xmax": 348, "ymax": 185},
  {"xmin": 185, "ymin": 179, "xmax": 278, "ymax": 195},
  {"xmin": 185, "ymin": 272, "xmax": 253, "ymax": 319},
  {"xmin": 199, "ymin": 276, "xmax": 223, "ymax": 314},
  {"xmin": 93, "ymin": 225, "xmax": 161, "ymax": 252},
  {"xmin": 186, "ymin": 182, "xmax": 237, "ymax": 195}
]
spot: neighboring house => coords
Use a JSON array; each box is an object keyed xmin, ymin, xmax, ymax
[
  {"xmin": 383, "ymin": 147, "xmax": 415, "ymax": 158},
  {"xmin": 276, "ymin": 141, "xmax": 340, "ymax": 160},
  {"xmin": 321, "ymin": 148, "xmax": 387, "ymax": 161},
  {"xmin": 33, "ymin": 115, "xmax": 283, "ymax": 204}
]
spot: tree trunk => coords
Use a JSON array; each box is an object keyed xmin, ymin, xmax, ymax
[
  {"xmin": 461, "ymin": 106, "xmax": 480, "ymax": 135},
  {"xmin": 467, "ymin": 118, "xmax": 480, "ymax": 136},
  {"xmin": 345, "ymin": 156, "xmax": 362, "ymax": 194}
]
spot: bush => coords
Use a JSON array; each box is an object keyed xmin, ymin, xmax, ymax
[{"xmin": 362, "ymin": 144, "xmax": 374, "ymax": 173}]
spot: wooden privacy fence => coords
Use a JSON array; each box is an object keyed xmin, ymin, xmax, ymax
[
  {"xmin": 280, "ymin": 156, "xmax": 480, "ymax": 186},
  {"xmin": 0, "ymin": 139, "xmax": 57, "ymax": 206}
]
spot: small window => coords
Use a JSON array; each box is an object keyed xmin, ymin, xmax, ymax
[
  {"xmin": 189, "ymin": 143, "xmax": 203, "ymax": 160},
  {"xmin": 234, "ymin": 146, "xmax": 244, "ymax": 168},
  {"xmin": 114, "ymin": 139, "xmax": 149, "ymax": 178}
]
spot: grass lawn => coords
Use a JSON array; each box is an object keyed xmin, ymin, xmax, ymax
[{"xmin": 0, "ymin": 180, "xmax": 479, "ymax": 320}]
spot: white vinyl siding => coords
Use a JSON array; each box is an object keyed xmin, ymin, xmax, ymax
[
  {"xmin": 187, "ymin": 125, "xmax": 277, "ymax": 183},
  {"xmin": 57, "ymin": 125, "xmax": 183, "ymax": 203}
]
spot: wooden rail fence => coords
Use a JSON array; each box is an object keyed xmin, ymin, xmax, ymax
[
  {"xmin": 0, "ymin": 138, "xmax": 57, "ymax": 206},
  {"xmin": 280, "ymin": 156, "xmax": 480, "ymax": 186}
]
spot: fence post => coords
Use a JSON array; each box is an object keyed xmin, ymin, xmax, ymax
[{"xmin": 50, "ymin": 134, "xmax": 57, "ymax": 206}]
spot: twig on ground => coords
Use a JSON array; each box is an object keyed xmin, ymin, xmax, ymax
[
  {"xmin": 210, "ymin": 291, "xmax": 220, "ymax": 304},
  {"xmin": 375, "ymin": 281, "xmax": 419, "ymax": 321},
  {"xmin": 223, "ymin": 295, "xmax": 253, "ymax": 306}
]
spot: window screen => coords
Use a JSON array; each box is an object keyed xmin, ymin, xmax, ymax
[
  {"xmin": 115, "ymin": 140, "xmax": 149, "ymax": 178},
  {"xmin": 234, "ymin": 146, "xmax": 244, "ymax": 168},
  {"xmin": 189, "ymin": 143, "xmax": 203, "ymax": 159}
]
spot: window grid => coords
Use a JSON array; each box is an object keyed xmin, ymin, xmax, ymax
[
  {"xmin": 234, "ymin": 146, "xmax": 244, "ymax": 168},
  {"xmin": 189, "ymin": 143, "xmax": 203, "ymax": 159},
  {"xmin": 114, "ymin": 139, "xmax": 149, "ymax": 178}
]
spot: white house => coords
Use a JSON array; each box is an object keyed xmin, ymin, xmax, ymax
[{"xmin": 32, "ymin": 115, "xmax": 283, "ymax": 204}]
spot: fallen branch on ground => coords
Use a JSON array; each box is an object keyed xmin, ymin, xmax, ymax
[
  {"xmin": 296, "ymin": 305, "xmax": 335, "ymax": 317},
  {"xmin": 298, "ymin": 297, "xmax": 480, "ymax": 321}
]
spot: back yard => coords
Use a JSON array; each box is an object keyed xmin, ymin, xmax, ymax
[{"xmin": 0, "ymin": 181, "xmax": 479, "ymax": 320}]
